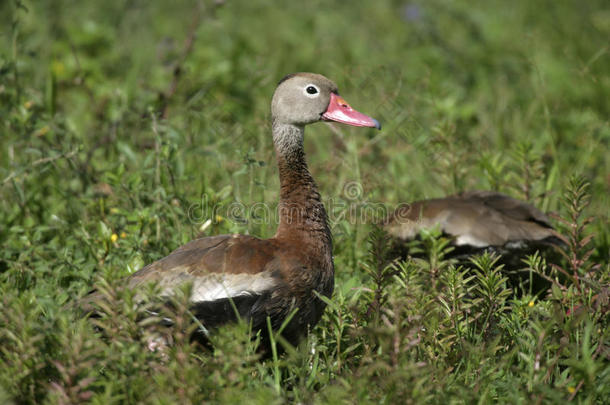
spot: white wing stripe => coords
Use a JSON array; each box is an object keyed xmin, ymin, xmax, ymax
[{"xmin": 187, "ymin": 273, "xmax": 278, "ymax": 303}]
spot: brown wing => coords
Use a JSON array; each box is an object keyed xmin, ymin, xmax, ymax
[
  {"xmin": 127, "ymin": 234, "xmax": 286, "ymax": 296},
  {"xmin": 458, "ymin": 191, "xmax": 553, "ymax": 228},
  {"xmin": 386, "ymin": 191, "xmax": 562, "ymax": 247},
  {"xmin": 78, "ymin": 234, "xmax": 287, "ymax": 313}
]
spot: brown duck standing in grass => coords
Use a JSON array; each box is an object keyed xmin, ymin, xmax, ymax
[
  {"xmin": 385, "ymin": 191, "xmax": 566, "ymax": 272},
  {"xmin": 82, "ymin": 73, "xmax": 380, "ymax": 350}
]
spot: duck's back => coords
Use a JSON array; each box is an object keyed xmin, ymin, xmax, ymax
[{"xmin": 386, "ymin": 191, "xmax": 564, "ymax": 253}]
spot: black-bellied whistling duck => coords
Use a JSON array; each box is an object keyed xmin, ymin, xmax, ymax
[
  {"xmin": 83, "ymin": 73, "xmax": 380, "ymax": 349},
  {"xmin": 385, "ymin": 191, "xmax": 566, "ymax": 270}
]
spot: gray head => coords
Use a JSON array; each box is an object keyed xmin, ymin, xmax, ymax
[{"xmin": 271, "ymin": 72, "xmax": 381, "ymax": 129}]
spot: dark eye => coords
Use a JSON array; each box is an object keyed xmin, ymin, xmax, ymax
[{"xmin": 306, "ymin": 86, "xmax": 318, "ymax": 95}]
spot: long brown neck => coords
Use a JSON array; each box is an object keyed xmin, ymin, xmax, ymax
[{"xmin": 272, "ymin": 122, "xmax": 332, "ymax": 253}]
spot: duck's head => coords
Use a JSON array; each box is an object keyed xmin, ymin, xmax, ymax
[{"xmin": 271, "ymin": 72, "xmax": 381, "ymax": 129}]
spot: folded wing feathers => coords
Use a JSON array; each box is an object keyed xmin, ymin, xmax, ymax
[{"xmin": 387, "ymin": 194, "xmax": 559, "ymax": 247}]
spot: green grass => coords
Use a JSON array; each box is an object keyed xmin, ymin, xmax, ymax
[{"xmin": 1, "ymin": 0, "xmax": 609, "ymax": 403}]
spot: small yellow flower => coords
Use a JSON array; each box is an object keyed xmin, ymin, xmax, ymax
[
  {"xmin": 111, "ymin": 233, "xmax": 118, "ymax": 243},
  {"xmin": 528, "ymin": 301, "xmax": 535, "ymax": 307},
  {"xmin": 215, "ymin": 215, "xmax": 224, "ymax": 222},
  {"xmin": 24, "ymin": 100, "xmax": 33, "ymax": 109},
  {"xmin": 110, "ymin": 208, "xmax": 119, "ymax": 214},
  {"xmin": 567, "ymin": 386, "xmax": 575, "ymax": 394},
  {"xmin": 120, "ymin": 232, "xmax": 127, "ymax": 238},
  {"xmin": 35, "ymin": 126, "xmax": 49, "ymax": 137}
]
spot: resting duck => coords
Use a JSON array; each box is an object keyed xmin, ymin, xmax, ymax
[
  {"xmin": 83, "ymin": 73, "xmax": 380, "ymax": 349},
  {"xmin": 385, "ymin": 191, "xmax": 565, "ymax": 270}
]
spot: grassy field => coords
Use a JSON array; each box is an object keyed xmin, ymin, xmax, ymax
[{"xmin": 1, "ymin": 0, "xmax": 609, "ymax": 403}]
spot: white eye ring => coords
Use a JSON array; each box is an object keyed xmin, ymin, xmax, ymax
[{"xmin": 303, "ymin": 84, "xmax": 320, "ymax": 98}]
